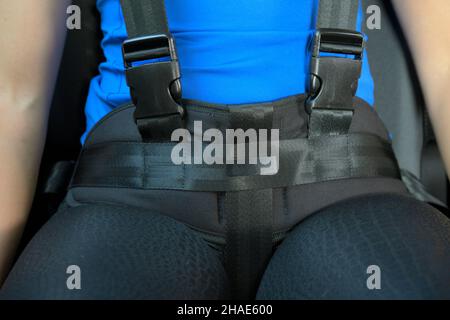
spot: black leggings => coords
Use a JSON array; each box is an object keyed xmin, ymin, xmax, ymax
[{"xmin": 2, "ymin": 194, "xmax": 450, "ymax": 300}]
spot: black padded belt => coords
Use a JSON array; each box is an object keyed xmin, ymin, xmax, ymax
[
  {"xmin": 70, "ymin": 94, "xmax": 406, "ymax": 237},
  {"xmin": 70, "ymin": 95, "xmax": 404, "ymax": 298}
]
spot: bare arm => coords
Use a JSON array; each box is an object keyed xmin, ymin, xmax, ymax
[
  {"xmin": 0, "ymin": 0, "xmax": 70, "ymax": 284},
  {"xmin": 392, "ymin": 0, "xmax": 450, "ymax": 174}
]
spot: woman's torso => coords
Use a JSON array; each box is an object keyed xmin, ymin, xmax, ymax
[{"xmin": 83, "ymin": 0, "xmax": 374, "ymax": 143}]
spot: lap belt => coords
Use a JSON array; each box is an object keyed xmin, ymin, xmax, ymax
[{"xmin": 72, "ymin": 134, "xmax": 399, "ymax": 192}]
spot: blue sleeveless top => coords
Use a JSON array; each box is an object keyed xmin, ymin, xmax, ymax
[{"xmin": 82, "ymin": 0, "xmax": 374, "ymax": 143}]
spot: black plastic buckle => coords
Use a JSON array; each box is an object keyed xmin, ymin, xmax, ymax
[
  {"xmin": 305, "ymin": 28, "xmax": 365, "ymax": 114},
  {"xmin": 122, "ymin": 34, "xmax": 184, "ymax": 137}
]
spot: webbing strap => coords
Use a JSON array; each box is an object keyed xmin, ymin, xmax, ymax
[
  {"xmin": 224, "ymin": 190, "xmax": 273, "ymax": 299},
  {"xmin": 308, "ymin": 0, "xmax": 362, "ymax": 137},
  {"xmin": 121, "ymin": 0, "xmax": 360, "ymax": 38},
  {"xmin": 120, "ymin": 0, "xmax": 169, "ymax": 38},
  {"xmin": 72, "ymin": 134, "xmax": 400, "ymax": 192},
  {"xmin": 401, "ymin": 170, "xmax": 448, "ymax": 209},
  {"xmin": 316, "ymin": 0, "xmax": 359, "ymax": 30},
  {"xmin": 120, "ymin": 0, "xmax": 184, "ymax": 142},
  {"xmin": 309, "ymin": 108, "xmax": 353, "ymax": 137},
  {"xmin": 121, "ymin": 0, "xmax": 359, "ymax": 38}
]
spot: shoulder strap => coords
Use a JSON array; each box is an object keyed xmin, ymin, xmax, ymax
[
  {"xmin": 119, "ymin": 0, "xmax": 363, "ymax": 140},
  {"xmin": 120, "ymin": 0, "xmax": 183, "ymax": 142},
  {"xmin": 317, "ymin": 0, "xmax": 359, "ymax": 30},
  {"xmin": 120, "ymin": 0, "xmax": 169, "ymax": 38},
  {"xmin": 120, "ymin": 0, "xmax": 360, "ymax": 44},
  {"xmin": 307, "ymin": 0, "xmax": 364, "ymax": 137}
]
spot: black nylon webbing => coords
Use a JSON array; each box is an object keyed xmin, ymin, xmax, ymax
[
  {"xmin": 121, "ymin": 0, "xmax": 359, "ymax": 38},
  {"xmin": 72, "ymin": 134, "xmax": 400, "ymax": 192},
  {"xmin": 309, "ymin": 108, "xmax": 353, "ymax": 137},
  {"xmin": 310, "ymin": 0, "xmax": 360, "ymax": 137},
  {"xmin": 224, "ymin": 190, "xmax": 273, "ymax": 299},
  {"xmin": 316, "ymin": 0, "xmax": 359, "ymax": 30},
  {"xmin": 120, "ymin": 0, "xmax": 169, "ymax": 38},
  {"xmin": 401, "ymin": 170, "xmax": 448, "ymax": 209}
]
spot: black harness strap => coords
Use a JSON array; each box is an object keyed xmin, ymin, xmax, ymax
[
  {"xmin": 224, "ymin": 190, "xmax": 273, "ymax": 299},
  {"xmin": 120, "ymin": 0, "xmax": 184, "ymax": 142},
  {"xmin": 401, "ymin": 170, "xmax": 448, "ymax": 209},
  {"xmin": 307, "ymin": 0, "xmax": 362, "ymax": 137},
  {"xmin": 316, "ymin": 0, "xmax": 359, "ymax": 30},
  {"xmin": 120, "ymin": 0, "xmax": 169, "ymax": 38}
]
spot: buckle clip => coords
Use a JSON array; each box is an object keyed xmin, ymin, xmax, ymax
[
  {"xmin": 122, "ymin": 34, "xmax": 184, "ymax": 131},
  {"xmin": 306, "ymin": 29, "xmax": 365, "ymax": 114}
]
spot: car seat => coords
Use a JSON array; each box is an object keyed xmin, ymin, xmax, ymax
[
  {"xmin": 19, "ymin": 0, "xmax": 103, "ymax": 248},
  {"xmin": 362, "ymin": 0, "xmax": 448, "ymax": 205},
  {"xmin": 19, "ymin": 0, "xmax": 449, "ymax": 249}
]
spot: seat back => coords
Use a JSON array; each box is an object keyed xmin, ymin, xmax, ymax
[
  {"xmin": 362, "ymin": 0, "xmax": 448, "ymax": 204},
  {"xmin": 21, "ymin": 0, "xmax": 103, "ymax": 247},
  {"xmin": 47, "ymin": 0, "xmax": 103, "ymax": 161}
]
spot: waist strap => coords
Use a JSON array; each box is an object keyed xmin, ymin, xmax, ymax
[{"xmin": 72, "ymin": 133, "xmax": 399, "ymax": 191}]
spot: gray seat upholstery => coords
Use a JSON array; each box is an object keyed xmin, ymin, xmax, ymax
[{"xmin": 362, "ymin": 0, "xmax": 447, "ymax": 204}]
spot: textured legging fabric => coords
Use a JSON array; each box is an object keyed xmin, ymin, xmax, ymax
[
  {"xmin": 1, "ymin": 205, "xmax": 231, "ymax": 300},
  {"xmin": 2, "ymin": 194, "xmax": 450, "ymax": 299},
  {"xmin": 257, "ymin": 194, "xmax": 450, "ymax": 299}
]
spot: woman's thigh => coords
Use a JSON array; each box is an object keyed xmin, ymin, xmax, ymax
[
  {"xmin": 1, "ymin": 204, "xmax": 230, "ymax": 300},
  {"xmin": 257, "ymin": 194, "xmax": 450, "ymax": 299}
]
